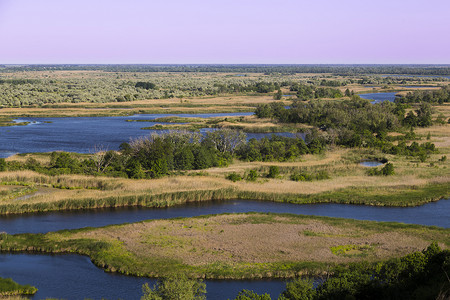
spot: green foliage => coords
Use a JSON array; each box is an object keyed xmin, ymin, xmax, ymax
[
  {"xmin": 135, "ymin": 82, "xmax": 157, "ymax": 90},
  {"xmin": 290, "ymin": 171, "xmax": 330, "ymax": 182},
  {"xmin": 233, "ymin": 289, "xmax": 272, "ymax": 300},
  {"xmin": 330, "ymin": 244, "xmax": 374, "ymax": 257},
  {"xmin": 141, "ymin": 274, "xmax": 206, "ymax": 300},
  {"xmin": 367, "ymin": 163, "xmax": 394, "ymax": 176},
  {"xmin": 0, "ymin": 158, "xmax": 6, "ymax": 171},
  {"xmin": 226, "ymin": 172, "xmax": 242, "ymax": 182},
  {"xmin": 237, "ymin": 135, "xmax": 308, "ymax": 162},
  {"xmin": 280, "ymin": 278, "xmax": 316, "ymax": 300},
  {"xmin": 0, "ymin": 277, "xmax": 37, "ymax": 296},
  {"xmin": 274, "ymin": 89, "xmax": 283, "ymax": 100},
  {"xmin": 246, "ymin": 170, "xmax": 259, "ymax": 181},
  {"xmin": 267, "ymin": 166, "xmax": 279, "ymax": 178},
  {"xmin": 396, "ymin": 85, "xmax": 450, "ymax": 104}
]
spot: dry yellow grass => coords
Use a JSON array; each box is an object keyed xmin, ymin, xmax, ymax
[
  {"xmin": 69, "ymin": 214, "xmax": 449, "ymax": 267},
  {"xmin": 1, "ymin": 142, "xmax": 448, "ymax": 208}
]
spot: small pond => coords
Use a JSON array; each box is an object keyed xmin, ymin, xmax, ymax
[
  {"xmin": 359, "ymin": 92, "xmax": 398, "ymax": 103},
  {"xmin": 360, "ymin": 161, "xmax": 384, "ymax": 167}
]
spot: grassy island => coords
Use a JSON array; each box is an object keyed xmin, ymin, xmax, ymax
[
  {"xmin": 1, "ymin": 213, "xmax": 448, "ymax": 279},
  {"xmin": 0, "ymin": 277, "xmax": 37, "ymax": 297}
]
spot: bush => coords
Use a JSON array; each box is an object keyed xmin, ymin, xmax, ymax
[
  {"xmin": 381, "ymin": 163, "xmax": 395, "ymax": 176},
  {"xmin": 226, "ymin": 172, "xmax": 242, "ymax": 182},
  {"xmin": 246, "ymin": 170, "xmax": 259, "ymax": 181},
  {"xmin": 267, "ymin": 166, "xmax": 279, "ymax": 178},
  {"xmin": 367, "ymin": 163, "xmax": 394, "ymax": 176}
]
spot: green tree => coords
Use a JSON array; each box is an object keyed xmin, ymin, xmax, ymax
[
  {"xmin": 274, "ymin": 89, "xmax": 283, "ymax": 100},
  {"xmin": 141, "ymin": 275, "xmax": 206, "ymax": 300},
  {"xmin": 381, "ymin": 163, "xmax": 394, "ymax": 176},
  {"xmin": 279, "ymin": 278, "xmax": 316, "ymax": 300},
  {"xmin": 0, "ymin": 158, "xmax": 6, "ymax": 171},
  {"xmin": 126, "ymin": 160, "xmax": 146, "ymax": 179}
]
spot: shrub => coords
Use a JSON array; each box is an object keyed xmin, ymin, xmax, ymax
[
  {"xmin": 226, "ymin": 172, "xmax": 242, "ymax": 182},
  {"xmin": 246, "ymin": 170, "xmax": 258, "ymax": 182},
  {"xmin": 267, "ymin": 166, "xmax": 279, "ymax": 178},
  {"xmin": 381, "ymin": 163, "xmax": 395, "ymax": 176}
]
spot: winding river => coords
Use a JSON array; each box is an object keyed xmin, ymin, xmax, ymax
[
  {"xmin": 1, "ymin": 198, "xmax": 449, "ymax": 299},
  {"xmin": 1, "ymin": 199, "xmax": 449, "ymax": 235}
]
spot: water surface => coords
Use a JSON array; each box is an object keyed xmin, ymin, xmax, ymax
[
  {"xmin": 0, "ymin": 112, "xmax": 300, "ymax": 158},
  {"xmin": 360, "ymin": 161, "xmax": 384, "ymax": 167},
  {"xmin": 0, "ymin": 253, "xmax": 286, "ymax": 300},
  {"xmin": 1, "ymin": 199, "xmax": 449, "ymax": 235},
  {"xmin": 359, "ymin": 92, "xmax": 398, "ymax": 103}
]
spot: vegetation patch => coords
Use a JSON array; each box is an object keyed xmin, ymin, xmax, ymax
[
  {"xmin": 0, "ymin": 277, "xmax": 37, "ymax": 296},
  {"xmin": 330, "ymin": 244, "xmax": 375, "ymax": 257}
]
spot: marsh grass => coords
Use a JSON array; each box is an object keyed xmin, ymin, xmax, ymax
[
  {"xmin": 0, "ymin": 278, "xmax": 37, "ymax": 296},
  {"xmin": 1, "ymin": 213, "xmax": 448, "ymax": 279}
]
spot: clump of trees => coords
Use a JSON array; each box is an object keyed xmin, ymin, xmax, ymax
[
  {"xmin": 397, "ymin": 85, "xmax": 450, "ymax": 104},
  {"xmin": 255, "ymin": 99, "xmax": 436, "ymax": 153},
  {"xmin": 141, "ymin": 274, "xmax": 206, "ymax": 300},
  {"xmin": 236, "ymin": 135, "xmax": 315, "ymax": 162},
  {"xmin": 290, "ymin": 84, "xmax": 343, "ymax": 100}
]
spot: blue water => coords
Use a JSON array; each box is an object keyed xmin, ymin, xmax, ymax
[
  {"xmin": 381, "ymin": 74, "xmax": 450, "ymax": 79},
  {"xmin": 359, "ymin": 92, "xmax": 398, "ymax": 103},
  {"xmin": 0, "ymin": 253, "xmax": 286, "ymax": 300},
  {"xmin": 360, "ymin": 161, "xmax": 384, "ymax": 167},
  {"xmin": 2, "ymin": 199, "xmax": 449, "ymax": 235},
  {"xmin": 0, "ymin": 112, "xmax": 300, "ymax": 158},
  {"xmin": 1, "ymin": 199, "xmax": 449, "ymax": 299}
]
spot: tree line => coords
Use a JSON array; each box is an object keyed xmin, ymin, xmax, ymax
[{"xmin": 0, "ymin": 130, "xmax": 323, "ymax": 179}]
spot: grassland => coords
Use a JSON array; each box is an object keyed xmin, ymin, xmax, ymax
[
  {"xmin": 0, "ymin": 71, "xmax": 448, "ymax": 213},
  {"xmin": 1, "ymin": 139, "xmax": 448, "ymax": 215},
  {"xmin": 0, "ymin": 213, "xmax": 447, "ymax": 279}
]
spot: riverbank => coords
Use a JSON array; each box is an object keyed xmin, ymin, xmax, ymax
[
  {"xmin": 0, "ymin": 213, "xmax": 448, "ymax": 279},
  {"xmin": 1, "ymin": 144, "xmax": 449, "ymax": 215}
]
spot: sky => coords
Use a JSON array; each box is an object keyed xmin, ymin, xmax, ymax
[{"xmin": 0, "ymin": 0, "xmax": 449, "ymax": 64}]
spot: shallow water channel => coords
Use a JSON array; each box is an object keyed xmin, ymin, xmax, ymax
[
  {"xmin": 2, "ymin": 199, "xmax": 449, "ymax": 235},
  {"xmin": 1, "ymin": 199, "xmax": 448, "ymax": 299}
]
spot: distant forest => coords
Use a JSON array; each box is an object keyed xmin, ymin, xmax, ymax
[{"xmin": 1, "ymin": 64, "xmax": 450, "ymax": 75}]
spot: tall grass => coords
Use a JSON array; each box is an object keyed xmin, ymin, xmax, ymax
[{"xmin": 0, "ymin": 182, "xmax": 447, "ymax": 215}]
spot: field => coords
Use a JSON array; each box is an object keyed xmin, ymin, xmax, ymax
[
  {"xmin": 1, "ymin": 136, "xmax": 449, "ymax": 215},
  {"xmin": 0, "ymin": 213, "xmax": 448, "ymax": 279}
]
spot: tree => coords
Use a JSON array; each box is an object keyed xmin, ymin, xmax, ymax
[
  {"xmin": 205, "ymin": 129, "xmax": 247, "ymax": 154},
  {"xmin": 345, "ymin": 88, "xmax": 351, "ymax": 97},
  {"xmin": 279, "ymin": 278, "xmax": 316, "ymax": 300},
  {"xmin": 274, "ymin": 89, "xmax": 283, "ymax": 100},
  {"xmin": 0, "ymin": 158, "xmax": 6, "ymax": 171},
  {"xmin": 141, "ymin": 275, "xmax": 206, "ymax": 300}
]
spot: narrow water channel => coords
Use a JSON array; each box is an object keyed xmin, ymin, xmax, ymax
[{"xmin": 1, "ymin": 199, "xmax": 449, "ymax": 234}]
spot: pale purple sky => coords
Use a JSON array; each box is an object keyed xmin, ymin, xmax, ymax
[{"xmin": 0, "ymin": 0, "xmax": 449, "ymax": 64}]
